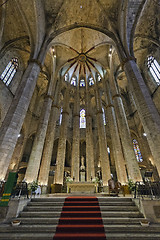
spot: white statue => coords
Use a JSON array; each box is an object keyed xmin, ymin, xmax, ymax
[
  {"xmin": 80, "ymin": 156, "xmax": 85, "ymax": 171},
  {"xmin": 80, "ymin": 156, "xmax": 86, "ymax": 182}
]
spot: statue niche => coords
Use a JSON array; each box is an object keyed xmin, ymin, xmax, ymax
[{"xmin": 80, "ymin": 156, "xmax": 86, "ymax": 182}]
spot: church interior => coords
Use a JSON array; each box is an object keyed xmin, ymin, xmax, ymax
[{"xmin": 0, "ymin": 0, "xmax": 160, "ymax": 239}]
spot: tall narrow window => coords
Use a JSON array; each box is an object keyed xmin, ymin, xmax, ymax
[
  {"xmin": 59, "ymin": 108, "xmax": 63, "ymax": 125},
  {"xmin": 0, "ymin": 58, "xmax": 18, "ymax": 86},
  {"xmin": 71, "ymin": 77, "xmax": 76, "ymax": 86},
  {"xmin": 89, "ymin": 77, "xmax": 94, "ymax": 86},
  {"xmin": 80, "ymin": 79, "xmax": 85, "ymax": 87},
  {"xmin": 133, "ymin": 139, "xmax": 143, "ymax": 162},
  {"xmin": 80, "ymin": 109, "xmax": 86, "ymax": 128},
  {"xmin": 64, "ymin": 73, "xmax": 68, "ymax": 82},
  {"xmin": 147, "ymin": 56, "xmax": 160, "ymax": 85},
  {"xmin": 107, "ymin": 146, "xmax": 112, "ymax": 166},
  {"xmin": 97, "ymin": 73, "xmax": 101, "ymax": 82},
  {"xmin": 102, "ymin": 107, "xmax": 106, "ymax": 125}
]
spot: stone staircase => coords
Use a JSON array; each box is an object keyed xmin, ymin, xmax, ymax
[
  {"xmin": 99, "ymin": 197, "xmax": 160, "ymax": 239},
  {"xmin": 0, "ymin": 196, "xmax": 160, "ymax": 239}
]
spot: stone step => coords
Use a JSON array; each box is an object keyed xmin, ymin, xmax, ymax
[
  {"xmin": 15, "ymin": 216, "xmax": 146, "ymax": 225},
  {"xmin": 19, "ymin": 210, "xmax": 143, "ymax": 218},
  {"xmin": 28, "ymin": 201, "xmax": 135, "ymax": 207},
  {"xmin": 0, "ymin": 233, "xmax": 54, "ymax": 240},
  {"xmin": 103, "ymin": 225, "xmax": 160, "ymax": 233},
  {"xmin": 15, "ymin": 217, "xmax": 60, "ymax": 224},
  {"xmin": 101, "ymin": 211, "xmax": 143, "ymax": 218},
  {"xmin": 100, "ymin": 206, "xmax": 139, "ymax": 211},
  {"xmin": 23, "ymin": 205, "xmax": 138, "ymax": 212},
  {"xmin": 99, "ymin": 202, "xmax": 135, "ymax": 206},
  {"xmin": 31, "ymin": 198, "xmax": 65, "ymax": 202},
  {"xmin": 98, "ymin": 197, "xmax": 133, "ymax": 202},
  {"xmin": 12, "ymin": 225, "xmax": 159, "ymax": 234},
  {"xmin": 0, "ymin": 225, "xmax": 56, "ymax": 233},
  {"xmin": 0, "ymin": 232, "xmax": 160, "ymax": 240},
  {"xmin": 19, "ymin": 212, "xmax": 61, "ymax": 218},
  {"xmin": 28, "ymin": 202, "xmax": 65, "ymax": 206},
  {"xmin": 102, "ymin": 217, "xmax": 145, "ymax": 224},
  {"xmin": 23, "ymin": 206, "xmax": 63, "ymax": 212},
  {"xmin": 31, "ymin": 197, "xmax": 132, "ymax": 203},
  {"xmin": 0, "ymin": 224, "xmax": 160, "ymax": 235},
  {"xmin": 103, "ymin": 233, "xmax": 160, "ymax": 240}
]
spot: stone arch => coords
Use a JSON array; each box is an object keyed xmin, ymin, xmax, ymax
[
  {"xmin": 44, "ymin": 25, "xmax": 119, "ymax": 61},
  {"xmin": 48, "ymin": 24, "xmax": 116, "ymax": 48},
  {"xmin": 130, "ymin": 129, "xmax": 139, "ymax": 139}
]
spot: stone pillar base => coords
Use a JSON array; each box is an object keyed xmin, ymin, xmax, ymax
[
  {"xmin": 0, "ymin": 206, "xmax": 8, "ymax": 222},
  {"xmin": 41, "ymin": 185, "xmax": 48, "ymax": 194},
  {"xmin": 103, "ymin": 186, "xmax": 108, "ymax": 193},
  {"xmin": 51, "ymin": 184, "xmax": 62, "ymax": 193}
]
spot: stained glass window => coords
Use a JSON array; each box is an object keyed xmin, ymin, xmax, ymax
[
  {"xmin": 89, "ymin": 77, "xmax": 94, "ymax": 86},
  {"xmin": 97, "ymin": 73, "xmax": 101, "ymax": 82},
  {"xmin": 71, "ymin": 77, "xmax": 76, "ymax": 86},
  {"xmin": 102, "ymin": 107, "xmax": 106, "ymax": 125},
  {"xmin": 64, "ymin": 73, "xmax": 68, "ymax": 82},
  {"xmin": 80, "ymin": 109, "xmax": 86, "ymax": 128},
  {"xmin": 80, "ymin": 79, "xmax": 85, "ymax": 87},
  {"xmin": 133, "ymin": 139, "xmax": 143, "ymax": 162},
  {"xmin": 147, "ymin": 56, "xmax": 160, "ymax": 85},
  {"xmin": 107, "ymin": 146, "xmax": 110, "ymax": 154},
  {"xmin": 0, "ymin": 58, "xmax": 18, "ymax": 86}
]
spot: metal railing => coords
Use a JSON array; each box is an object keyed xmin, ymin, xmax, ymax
[
  {"xmin": 134, "ymin": 181, "xmax": 160, "ymax": 199},
  {"xmin": 11, "ymin": 182, "xmax": 29, "ymax": 199},
  {"xmin": 0, "ymin": 181, "xmax": 6, "ymax": 197}
]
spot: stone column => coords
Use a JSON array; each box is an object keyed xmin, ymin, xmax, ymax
[
  {"xmin": 8, "ymin": 89, "xmax": 38, "ymax": 173},
  {"xmin": 71, "ymin": 89, "xmax": 80, "ymax": 181},
  {"xmin": 0, "ymin": 3, "xmax": 6, "ymax": 50},
  {"xmin": 95, "ymin": 85, "xmax": 111, "ymax": 187},
  {"xmin": 25, "ymin": 58, "xmax": 56, "ymax": 183},
  {"xmin": 54, "ymin": 88, "xmax": 70, "ymax": 185},
  {"xmin": 0, "ymin": 54, "xmax": 46, "ymax": 180},
  {"xmin": 38, "ymin": 79, "xmax": 61, "ymax": 187},
  {"xmin": 104, "ymin": 78, "xmax": 128, "ymax": 184},
  {"xmin": 109, "ymin": 72, "xmax": 142, "ymax": 182},
  {"xmin": 86, "ymin": 90, "xmax": 95, "ymax": 181},
  {"xmin": 123, "ymin": 59, "xmax": 160, "ymax": 176}
]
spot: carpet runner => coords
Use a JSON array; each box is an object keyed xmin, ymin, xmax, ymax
[{"xmin": 53, "ymin": 196, "xmax": 106, "ymax": 240}]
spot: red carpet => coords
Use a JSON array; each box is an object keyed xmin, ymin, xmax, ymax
[{"xmin": 53, "ymin": 196, "xmax": 106, "ymax": 240}]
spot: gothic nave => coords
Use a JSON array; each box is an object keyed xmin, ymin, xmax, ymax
[
  {"xmin": 0, "ymin": 1, "xmax": 160, "ymax": 239},
  {"xmin": 0, "ymin": 0, "xmax": 160, "ymax": 198}
]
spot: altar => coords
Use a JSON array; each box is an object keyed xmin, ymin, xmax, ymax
[{"xmin": 67, "ymin": 182, "xmax": 96, "ymax": 193}]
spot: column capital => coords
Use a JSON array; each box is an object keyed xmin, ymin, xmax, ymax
[
  {"xmin": 73, "ymin": 114, "xmax": 80, "ymax": 117},
  {"xmin": 62, "ymin": 111, "xmax": 69, "ymax": 115},
  {"xmin": 86, "ymin": 114, "xmax": 92, "ymax": 118},
  {"xmin": 112, "ymin": 94, "xmax": 121, "ymax": 100},
  {"xmin": 121, "ymin": 56, "xmax": 136, "ymax": 70},
  {"xmin": 96, "ymin": 110, "xmax": 103, "ymax": 115},
  {"xmin": 106, "ymin": 103, "xmax": 114, "ymax": 109},
  {"xmin": 44, "ymin": 94, "xmax": 54, "ymax": 101},
  {"xmin": 52, "ymin": 104, "xmax": 59, "ymax": 109},
  {"xmin": 28, "ymin": 58, "xmax": 43, "ymax": 71}
]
